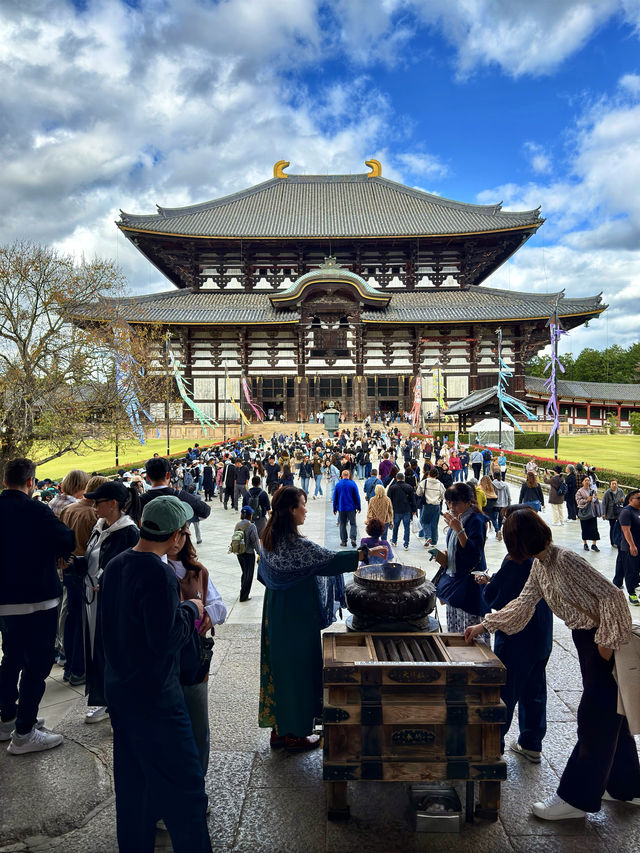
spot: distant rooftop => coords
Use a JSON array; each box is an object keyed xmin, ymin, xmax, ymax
[{"xmin": 526, "ymin": 375, "xmax": 640, "ymax": 404}]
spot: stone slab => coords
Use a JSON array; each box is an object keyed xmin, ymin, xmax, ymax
[{"xmin": 0, "ymin": 737, "xmax": 111, "ymax": 846}]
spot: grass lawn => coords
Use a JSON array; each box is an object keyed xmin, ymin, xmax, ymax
[
  {"xmin": 35, "ymin": 438, "xmax": 205, "ymax": 481},
  {"xmin": 517, "ymin": 434, "xmax": 640, "ymax": 476}
]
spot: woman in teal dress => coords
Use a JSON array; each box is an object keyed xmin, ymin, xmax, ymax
[{"xmin": 258, "ymin": 486, "xmax": 387, "ymax": 751}]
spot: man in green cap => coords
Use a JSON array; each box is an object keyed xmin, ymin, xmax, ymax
[{"xmin": 101, "ymin": 496, "xmax": 211, "ymax": 853}]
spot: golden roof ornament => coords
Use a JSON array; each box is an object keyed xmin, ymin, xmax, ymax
[
  {"xmin": 365, "ymin": 159, "xmax": 382, "ymax": 177},
  {"xmin": 273, "ymin": 160, "xmax": 290, "ymax": 179}
]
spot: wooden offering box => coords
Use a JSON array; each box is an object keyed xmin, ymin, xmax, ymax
[{"xmin": 322, "ymin": 632, "xmax": 507, "ymax": 821}]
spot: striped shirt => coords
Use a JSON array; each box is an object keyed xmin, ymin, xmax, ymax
[{"xmin": 482, "ymin": 544, "xmax": 631, "ymax": 650}]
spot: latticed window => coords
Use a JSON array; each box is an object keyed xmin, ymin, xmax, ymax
[
  {"xmin": 319, "ymin": 378, "xmax": 343, "ymax": 398},
  {"xmin": 377, "ymin": 377, "xmax": 399, "ymax": 396},
  {"xmin": 262, "ymin": 378, "xmax": 285, "ymax": 397}
]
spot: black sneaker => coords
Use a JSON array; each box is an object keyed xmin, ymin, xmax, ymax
[
  {"xmin": 591, "ymin": 544, "xmax": 600, "ymax": 552},
  {"xmin": 583, "ymin": 544, "xmax": 589, "ymax": 551}
]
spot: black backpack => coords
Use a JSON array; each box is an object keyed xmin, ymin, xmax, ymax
[{"xmin": 248, "ymin": 493, "xmax": 263, "ymax": 521}]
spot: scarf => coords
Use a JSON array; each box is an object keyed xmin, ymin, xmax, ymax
[
  {"xmin": 445, "ymin": 508, "xmax": 474, "ymax": 577},
  {"xmin": 258, "ymin": 536, "xmax": 346, "ymax": 629}
]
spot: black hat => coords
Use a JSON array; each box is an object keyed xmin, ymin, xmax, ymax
[{"xmin": 85, "ymin": 481, "xmax": 129, "ymax": 503}]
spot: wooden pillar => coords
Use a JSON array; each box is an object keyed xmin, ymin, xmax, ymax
[
  {"xmin": 587, "ymin": 402, "xmax": 591, "ymax": 425},
  {"xmin": 617, "ymin": 403, "xmax": 622, "ymax": 422}
]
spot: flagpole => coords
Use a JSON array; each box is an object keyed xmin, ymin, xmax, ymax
[
  {"xmin": 165, "ymin": 332, "xmax": 171, "ymax": 457},
  {"xmin": 553, "ymin": 297, "xmax": 560, "ymax": 461},
  {"xmin": 224, "ymin": 362, "xmax": 228, "ymax": 443},
  {"xmin": 497, "ymin": 328, "xmax": 503, "ymax": 448}
]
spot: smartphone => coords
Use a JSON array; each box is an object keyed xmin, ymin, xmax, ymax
[{"xmin": 427, "ymin": 547, "xmax": 440, "ymax": 559}]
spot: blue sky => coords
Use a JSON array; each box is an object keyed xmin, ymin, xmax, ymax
[{"xmin": 1, "ymin": 0, "xmax": 639, "ymax": 358}]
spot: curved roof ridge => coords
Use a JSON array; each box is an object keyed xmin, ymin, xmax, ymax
[
  {"xmin": 119, "ymin": 172, "xmax": 542, "ymax": 224},
  {"xmin": 120, "ymin": 178, "xmax": 280, "ymax": 221}
]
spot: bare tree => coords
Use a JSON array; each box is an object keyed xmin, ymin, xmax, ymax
[{"xmin": 0, "ymin": 241, "xmax": 160, "ymax": 477}]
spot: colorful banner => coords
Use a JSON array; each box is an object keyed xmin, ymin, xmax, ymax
[
  {"xmin": 409, "ymin": 375, "xmax": 422, "ymax": 427},
  {"xmin": 241, "ymin": 376, "xmax": 265, "ymax": 422},
  {"xmin": 543, "ymin": 311, "xmax": 569, "ymax": 446},
  {"xmin": 113, "ymin": 325, "xmax": 159, "ymax": 445},
  {"xmin": 496, "ymin": 328, "xmax": 537, "ymax": 432},
  {"xmin": 168, "ymin": 348, "xmax": 219, "ymax": 434},
  {"xmin": 496, "ymin": 355, "xmax": 538, "ymax": 432},
  {"xmin": 433, "ymin": 365, "xmax": 448, "ymax": 420},
  {"xmin": 226, "ymin": 372, "xmax": 251, "ymax": 427}
]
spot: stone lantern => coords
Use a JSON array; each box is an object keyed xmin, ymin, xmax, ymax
[{"xmin": 323, "ymin": 402, "xmax": 340, "ymax": 437}]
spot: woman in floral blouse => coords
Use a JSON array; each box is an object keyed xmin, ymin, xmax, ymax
[{"xmin": 465, "ymin": 508, "xmax": 638, "ymax": 822}]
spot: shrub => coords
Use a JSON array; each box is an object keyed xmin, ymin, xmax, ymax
[
  {"xmin": 606, "ymin": 413, "xmax": 619, "ymax": 434},
  {"xmin": 514, "ymin": 432, "xmax": 553, "ymax": 450},
  {"xmin": 496, "ymin": 449, "xmax": 640, "ymax": 490},
  {"xmin": 630, "ymin": 412, "xmax": 640, "ymax": 435}
]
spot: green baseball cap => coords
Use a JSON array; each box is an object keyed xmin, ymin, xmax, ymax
[{"xmin": 140, "ymin": 495, "xmax": 193, "ymax": 539}]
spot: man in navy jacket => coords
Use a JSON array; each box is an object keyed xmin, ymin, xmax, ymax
[
  {"xmin": 101, "ymin": 495, "xmax": 211, "ymax": 853},
  {"xmin": 0, "ymin": 458, "xmax": 75, "ymax": 754},
  {"xmin": 333, "ymin": 470, "xmax": 361, "ymax": 547}
]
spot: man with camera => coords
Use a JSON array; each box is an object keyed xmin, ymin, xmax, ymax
[{"xmin": 0, "ymin": 458, "xmax": 76, "ymax": 753}]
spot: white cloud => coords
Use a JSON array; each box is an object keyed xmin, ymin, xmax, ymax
[
  {"xmin": 478, "ymin": 77, "xmax": 640, "ymax": 353},
  {"xmin": 395, "ymin": 152, "xmax": 448, "ymax": 177},
  {"xmin": 0, "ymin": 0, "xmax": 404, "ymax": 290},
  {"xmin": 330, "ymin": 0, "xmax": 639, "ymax": 78},
  {"xmin": 523, "ymin": 142, "xmax": 552, "ymax": 175}
]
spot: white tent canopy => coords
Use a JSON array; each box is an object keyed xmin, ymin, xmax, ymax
[{"xmin": 470, "ymin": 418, "xmax": 515, "ymax": 450}]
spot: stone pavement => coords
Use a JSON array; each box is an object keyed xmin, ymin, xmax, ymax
[{"xmin": 1, "ymin": 477, "xmax": 639, "ymax": 853}]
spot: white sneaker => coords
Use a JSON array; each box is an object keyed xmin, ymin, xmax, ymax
[
  {"xmin": 85, "ymin": 706, "xmax": 110, "ymax": 724},
  {"xmin": 7, "ymin": 726, "xmax": 63, "ymax": 754},
  {"xmin": 0, "ymin": 717, "xmax": 44, "ymax": 742},
  {"xmin": 532, "ymin": 793, "xmax": 586, "ymax": 820},
  {"xmin": 510, "ymin": 739, "xmax": 541, "ymax": 764},
  {"xmin": 602, "ymin": 791, "xmax": 640, "ymax": 806}
]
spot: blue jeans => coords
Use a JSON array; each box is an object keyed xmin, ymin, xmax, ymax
[
  {"xmin": 420, "ymin": 503, "xmax": 441, "ymax": 545},
  {"xmin": 488, "ymin": 506, "xmax": 501, "ymax": 533},
  {"xmin": 461, "ymin": 466, "xmax": 469, "ymax": 481},
  {"xmin": 496, "ymin": 646, "xmax": 549, "ymax": 754},
  {"xmin": 301, "ymin": 477, "xmax": 310, "ymax": 494},
  {"xmin": 364, "ymin": 462, "xmax": 372, "ymax": 478},
  {"xmin": 392, "ymin": 512, "xmax": 411, "ymax": 548},
  {"xmin": 314, "ymin": 474, "xmax": 323, "ymax": 496},
  {"xmin": 482, "ymin": 462, "xmax": 491, "ymax": 476},
  {"xmin": 452, "ymin": 469, "xmax": 462, "ymax": 482},
  {"xmin": 356, "ymin": 464, "xmax": 364, "ymax": 479}
]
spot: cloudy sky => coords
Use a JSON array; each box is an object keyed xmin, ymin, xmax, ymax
[{"xmin": 2, "ymin": 0, "xmax": 640, "ymax": 358}]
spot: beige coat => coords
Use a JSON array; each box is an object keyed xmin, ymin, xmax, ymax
[
  {"xmin": 366, "ymin": 487, "xmax": 393, "ymax": 526},
  {"xmin": 614, "ymin": 621, "xmax": 640, "ymax": 735}
]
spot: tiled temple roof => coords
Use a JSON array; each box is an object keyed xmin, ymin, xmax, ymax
[
  {"xmin": 73, "ymin": 286, "xmax": 603, "ymax": 326},
  {"xmin": 118, "ymin": 173, "xmax": 543, "ymax": 239}
]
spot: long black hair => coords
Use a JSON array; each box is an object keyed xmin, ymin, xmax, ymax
[{"xmin": 261, "ymin": 486, "xmax": 305, "ymax": 552}]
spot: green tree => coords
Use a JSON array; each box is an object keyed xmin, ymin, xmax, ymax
[
  {"xmin": 526, "ymin": 342, "xmax": 640, "ymax": 383},
  {"xmin": 525, "ymin": 353, "xmax": 575, "ymax": 378}
]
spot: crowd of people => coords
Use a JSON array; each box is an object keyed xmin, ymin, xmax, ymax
[{"xmin": 1, "ymin": 425, "xmax": 639, "ymax": 850}]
